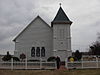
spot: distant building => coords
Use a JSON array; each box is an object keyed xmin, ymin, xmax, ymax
[{"xmin": 13, "ymin": 5, "xmax": 72, "ymax": 62}]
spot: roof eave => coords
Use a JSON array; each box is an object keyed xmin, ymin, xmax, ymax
[{"xmin": 51, "ymin": 21, "xmax": 72, "ymax": 27}]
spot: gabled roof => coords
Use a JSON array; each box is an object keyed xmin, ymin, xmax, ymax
[
  {"xmin": 52, "ymin": 6, "xmax": 72, "ymax": 24},
  {"xmin": 13, "ymin": 16, "xmax": 51, "ymax": 42}
]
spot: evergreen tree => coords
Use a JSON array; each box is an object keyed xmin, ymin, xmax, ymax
[
  {"xmin": 74, "ymin": 50, "xmax": 82, "ymax": 61},
  {"xmin": 2, "ymin": 51, "xmax": 12, "ymax": 61}
]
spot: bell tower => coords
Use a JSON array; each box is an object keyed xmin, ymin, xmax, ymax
[{"xmin": 52, "ymin": 5, "xmax": 72, "ymax": 61}]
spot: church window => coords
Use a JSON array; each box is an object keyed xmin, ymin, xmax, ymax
[
  {"xmin": 31, "ymin": 47, "xmax": 35, "ymax": 57},
  {"xmin": 36, "ymin": 47, "xmax": 40, "ymax": 57},
  {"xmin": 41, "ymin": 47, "xmax": 45, "ymax": 57}
]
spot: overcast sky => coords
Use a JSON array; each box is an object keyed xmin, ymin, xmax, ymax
[{"xmin": 0, "ymin": 0, "xmax": 100, "ymax": 54}]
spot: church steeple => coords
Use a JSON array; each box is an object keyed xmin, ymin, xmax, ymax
[
  {"xmin": 52, "ymin": 5, "xmax": 72, "ymax": 61},
  {"xmin": 52, "ymin": 5, "xmax": 72, "ymax": 27}
]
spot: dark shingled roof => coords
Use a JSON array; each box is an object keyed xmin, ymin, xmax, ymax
[{"xmin": 52, "ymin": 6, "xmax": 72, "ymax": 23}]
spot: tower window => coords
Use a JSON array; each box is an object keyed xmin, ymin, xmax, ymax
[
  {"xmin": 31, "ymin": 47, "xmax": 35, "ymax": 57},
  {"xmin": 36, "ymin": 47, "xmax": 40, "ymax": 57},
  {"xmin": 41, "ymin": 47, "xmax": 45, "ymax": 57}
]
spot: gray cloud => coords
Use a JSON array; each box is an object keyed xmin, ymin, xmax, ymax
[{"xmin": 0, "ymin": 0, "xmax": 100, "ymax": 54}]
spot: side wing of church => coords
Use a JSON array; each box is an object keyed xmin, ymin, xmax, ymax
[{"xmin": 13, "ymin": 6, "xmax": 72, "ymax": 62}]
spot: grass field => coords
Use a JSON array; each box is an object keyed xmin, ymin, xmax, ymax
[{"xmin": 0, "ymin": 69, "xmax": 100, "ymax": 75}]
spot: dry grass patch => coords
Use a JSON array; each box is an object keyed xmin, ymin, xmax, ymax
[{"xmin": 0, "ymin": 69, "xmax": 100, "ymax": 75}]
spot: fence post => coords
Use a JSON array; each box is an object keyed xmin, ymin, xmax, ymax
[
  {"xmin": 65, "ymin": 58, "xmax": 68, "ymax": 69},
  {"xmin": 11, "ymin": 58, "xmax": 13, "ymax": 70},
  {"xmin": 25, "ymin": 58, "xmax": 27, "ymax": 69},
  {"xmin": 96, "ymin": 56, "xmax": 98, "ymax": 68},
  {"xmin": 40, "ymin": 58, "xmax": 42, "ymax": 69},
  {"xmin": 55, "ymin": 61, "xmax": 57, "ymax": 69},
  {"xmin": 81, "ymin": 57, "xmax": 83, "ymax": 69}
]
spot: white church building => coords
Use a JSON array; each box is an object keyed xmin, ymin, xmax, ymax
[{"xmin": 13, "ymin": 6, "xmax": 72, "ymax": 62}]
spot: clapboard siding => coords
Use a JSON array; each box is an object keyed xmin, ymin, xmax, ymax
[
  {"xmin": 53, "ymin": 24, "xmax": 71, "ymax": 50},
  {"xmin": 14, "ymin": 16, "xmax": 53, "ymax": 60},
  {"xmin": 53, "ymin": 24, "xmax": 72, "ymax": 61}
]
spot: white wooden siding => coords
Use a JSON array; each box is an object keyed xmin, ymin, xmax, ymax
[
  {"xmin": 14, "ymin": 16, "xmax": 53, "ymax": 60},
  {"xmin": 53, "ymin": 24, "xmax": 72, "ymax": 61}
]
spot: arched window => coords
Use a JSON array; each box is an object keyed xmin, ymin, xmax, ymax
[
  {"xmin": 41, "ymin": 47, "xmax": 45, "ymax": 57},
  {"xmin": 36, "ymin": 47, "xmax": 40, "ymax": 57},
  {"xmin": 31, "ymin": 47, "xmax": 35, "ymax": 57}
]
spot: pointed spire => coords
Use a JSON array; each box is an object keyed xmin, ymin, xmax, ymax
[{"xmin": 52, "ymin": 4, "xmax": 72, "ymax": 25}]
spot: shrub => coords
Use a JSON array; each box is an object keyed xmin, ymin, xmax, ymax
[
  {"xmin": 74, "ymin": 50, "xmax": 82, "ymax": 61},
  {"xmin": 2, "ymin": 55, "xmax": 12, "ymax": 61},
  {"xmin": 13, "ymin": 57, "xmax": 20, "ymax": 61},
  {"xmin": 20, "ymin": 53, "xmax": 26, "ymax": 61},
  {"xmin": 2, "ymin": 51, "xmax": 12, "ymax": 61},
  {"xmin": 68, "ymin": 56, "xmax": 77, "ymax": 61},
  {"xmin": 47, "ymin": 56, "xmax": 56, "ymax": 62}
]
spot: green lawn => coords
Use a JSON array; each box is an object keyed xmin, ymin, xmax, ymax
[{"xmin": 0, "ymin": 69, "xmax": 100, "ymax": 75}]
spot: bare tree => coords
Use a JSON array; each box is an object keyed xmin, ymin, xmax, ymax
[{"xmin": 89, "ymin": 33, "xmax": 100, "ymax": 55}]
